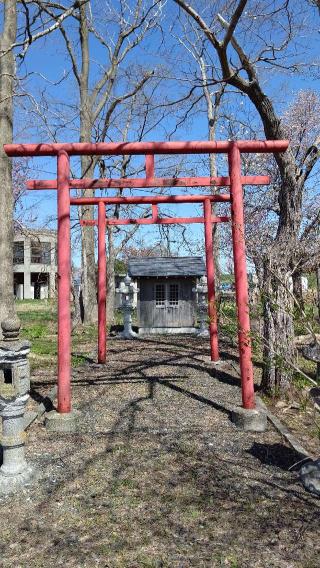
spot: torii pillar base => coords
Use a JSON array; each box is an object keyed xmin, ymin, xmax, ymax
[
  {"xmin": 45, "ymin": 409, "xmax": 81, "ymax": 433},
  {"xmin": 231, "ymin": 406, "xmax": 267, "ymax": 432}
]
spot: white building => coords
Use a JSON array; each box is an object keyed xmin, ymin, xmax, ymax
[{"xmin": 13, "ymin": 230, "xmax": 57, "ymax": 300}]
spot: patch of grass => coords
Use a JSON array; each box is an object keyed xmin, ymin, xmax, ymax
[
  {"xmin": 72, "ymin": 324, "xmax": 97, "ymax": 341},
  {"xmin": 71, "ymin": 353, "xmax": 92, "ymax": 367},
  {"xmin": 20, "ymin": 310, "xmax": 55, "ymax": 322},
  {"xmin": 24, "ymin": 323, "xmax": 48, "ymax": 340},
  {"xmin": 31, "ymin": 340, "xmax": 57, "ymax": 356},
  {"xmin": 15, "ymin": 301, "xmax": 99, "ymax": 370},
  {"xmin": 292, "ymin": 371, "xmax": 313, "ymax": 390}
]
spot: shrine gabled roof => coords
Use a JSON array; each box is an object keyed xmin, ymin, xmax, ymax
[{"xmin": 128, "ymin": 256, "xmax": 206, "ymax": 278}]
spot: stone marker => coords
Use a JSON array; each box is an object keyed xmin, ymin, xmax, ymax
[
  {"xmin": 193, "ymin": 276, "xmax": 209, "ymax": 337},
  {"xmin": 0, "ymin": 317, "xmax": 36, "ymax": 495},
  {"xmin": 116, "ymin": 274, "xmax": 139, "ymax": 339}
]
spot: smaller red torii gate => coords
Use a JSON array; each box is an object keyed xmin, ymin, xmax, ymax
[
  {"xmin": 4, "ymin": 139, "xmax": 289, "ymax": 417},
  {"xmin": 78, "ymin": 194, "xmax": 230, "ymax": 365}
]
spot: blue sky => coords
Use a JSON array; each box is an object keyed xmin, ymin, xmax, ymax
[{"xmin": 11, "ymin": 1, "xmax": 320, "ymax": 268}]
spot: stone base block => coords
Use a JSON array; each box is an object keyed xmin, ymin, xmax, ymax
[
  {"xmin": 121, "ymin": 331, "xmax": 139, "ymax": 340},
  {"xmin": 300, "ymin": 458, "xmax": 320, "ymax": 496},
  {"xmin": 197, "ymin": 355, "xmax": 224, "ymax": 365},
  {"xmin": 45, "ymin": 409, "xmax": 81, "ymax": 433},
  {"xmin": 0, "ymin": 466, "xmax": 37, "ymax": 496},
  {"xmin": 197, "ymin": 330, "xmax": 210, "ymax": 338},
  {"xmin": 210, "ymin": 359, "xmax": 222, "ymax": 365},
  {"xmin": 138, "ymin": 327, "xmax": 197, "ymax": 335},
  {"xmin": 231, "ymin": 406, "xmax": 267, "ymax": 432}
]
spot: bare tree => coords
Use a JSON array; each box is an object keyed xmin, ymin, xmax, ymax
[
  {"xmin": 173, "ymin": 0, "xmax": 320, "ymax": 393},
  {"xmin": 0, "ymin": 1, "xmax": 83, "ymax": 335},
  {"xmin": 173, "ymin": 21, "xmax": 226, "ymax": 284},
  {"xmin": 38, "ymin": 0, "xmax": 162, "ymax": 323},
  {"xmin": 0, "ymin": 1, "xmax": 17, "ymax": 329}
]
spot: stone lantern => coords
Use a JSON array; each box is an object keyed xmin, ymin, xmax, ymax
[
  {"xmin": 0, "ymin": 317, "xmax": 35, "ymax": 494},
  {"xmin": 116, "ymin": 274, "xmax": 139, "ymax": 339},
  {"xmin": 193, "ymin": 276, "xmax": 209, "ymax": 337}
]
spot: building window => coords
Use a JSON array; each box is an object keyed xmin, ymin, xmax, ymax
[
  {"xmin": 169, "ymin": 283, "xmax": 179, "ymax": 307},
  {"xmin": 31, "ymin": 242, "xmax": 51, "ymax": 265},
  {"xmin": 155, "ymin": 283, "xmax": 165, "ymax": 307},
  {"xmin": 13, "ymin": 242, "xmax": 24, "ymax": 264}
]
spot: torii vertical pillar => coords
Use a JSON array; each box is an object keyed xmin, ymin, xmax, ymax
[
  {"xmin": 46, "ymin": 150, "xmax": 80, "ymax": 431},
  {"xmin": 57, "ymin": 150, "xmax": 71, "ymax": 413},
  {"xmin": 98, "ymin": 202, "xmax": 107, "ymax": 363},
  {"xmin": 228, "ymin": 143, "xmax": 255, "ymax": 410}
]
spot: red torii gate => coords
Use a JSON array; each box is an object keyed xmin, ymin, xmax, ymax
[
  {"xmin": 79, "ymin": 194, "xmax": 230, "ymax": 365},
  {"xmin": 4, "ymin": 139, "xmax": 288, "ymax": 417}
]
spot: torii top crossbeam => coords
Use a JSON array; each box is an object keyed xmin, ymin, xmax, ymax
[{"xmin": 4, "ymin": 139, "xmax": 287, "ymax": 157}]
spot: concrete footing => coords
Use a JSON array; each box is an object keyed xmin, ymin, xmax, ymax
[
  {"xmin": 231, "ymin": 406, "xmax": 267, "ymax": 432},
  {"xmin": 45, "ymin": 409, "xmax": 81, "ymax": 433},
  {"xmin": 0, "ymin": 466, "xmax": 37, "ymax": 496}
]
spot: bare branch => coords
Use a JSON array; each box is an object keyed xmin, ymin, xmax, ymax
[
  {"xmin": 222, "ymin": 0, "xmax": 248, "ymax": 48},
  {"xmin": 173, "ymin": 0, "xmax": 220, "ymax": 50},
  {"xmin": 0, "ymin": 1, "xmax": 84, "ymax": 59}
]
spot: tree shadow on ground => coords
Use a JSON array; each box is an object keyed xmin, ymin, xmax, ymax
[
  {"xmin": 132, "ymin": 334, "xmax": 208, "ymax": 353},
  {"xmin": 29, "ymin": 386, "xmax": 55, "ymax": 412},
  {"xmin": 5, "ymin": 342, "xmax": 319, "ymax": 568},
  {"xmin": 247, "ymin": 442, "xmax": 310, "ymax": 471},
  {"xmin": 30, "ymin": 346, "xmax": 242, "ymax": 392},
  {"xmin": 154, "ymin": 377, "xmax": 232, "ymax": 416}
]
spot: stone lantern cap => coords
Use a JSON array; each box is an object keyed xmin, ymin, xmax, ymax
[
  {"xmin": 0, "ymin": 317, "xmax": 30, "ymax": 357},
  {"xmin": 2, "ymin": 317, "xmax": 21, "ymax": 341},
  {"xmin": 116, "ymin": 274, "xmax": 139, "ymax": 296}
]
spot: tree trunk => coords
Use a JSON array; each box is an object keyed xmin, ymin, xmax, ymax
[
  {"xmin": 316, "ymin": 267, "xmax": 320, "ymax": 382},
  {"xmin": 0, "ymin": 1, "xmax": 17, "ymax": 335},
  {"xmin": 80, "ymin": 156, "xmax": 97, "ymax": 324},
  {"xmin": 261, "ymin": 253, "xmax": 295, "ymax": 394},
  {"xmin": 292, "ymin": 270, "xmax": 304, "ymax": 310},
  {"xmin": 172, "ymin": 1, "xmax": 314, "ymax": 395},
  {"xmin": 79, "ymin": 2, "xmax": 97, "ymax": 324},
  {"xmin": 200, "ymin": 58, "xmax": 222, "ymax": 286},
  {"xmin": 316, "ymin": 267, "xmax": 320, "ymax": 323}
]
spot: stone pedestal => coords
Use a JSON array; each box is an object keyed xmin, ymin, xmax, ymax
[
  {"xmin": 45, "ymin": 409, "xmax": 81, "ymax": 433},
  {"xmin": 231, "ymin": 406, "xmax": 267, "ymax": 432},
  {"xmin": 193, "ymin": 276, "xmax": 209, "ymax": 337},
  {"xmin": 117, "ymin": 275, "xmax": 139, "ymax": 339},
  {"xmin": 0, "ymin": 318, "xmax": 36, "ymax": 495}
]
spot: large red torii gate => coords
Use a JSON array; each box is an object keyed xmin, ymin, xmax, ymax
[{"xmin": 4, "ymin": 139, "xmax": 288, "ymax": 417}]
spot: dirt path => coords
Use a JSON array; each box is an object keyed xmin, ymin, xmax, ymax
[{"xmin": 0, "ymin": 337, "xmax": 319, "ymax": 568}]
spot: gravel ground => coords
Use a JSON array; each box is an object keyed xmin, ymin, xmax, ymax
[{"xmin": 0, "ymin": 336, "xmax": 319, "ymax": 568}]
